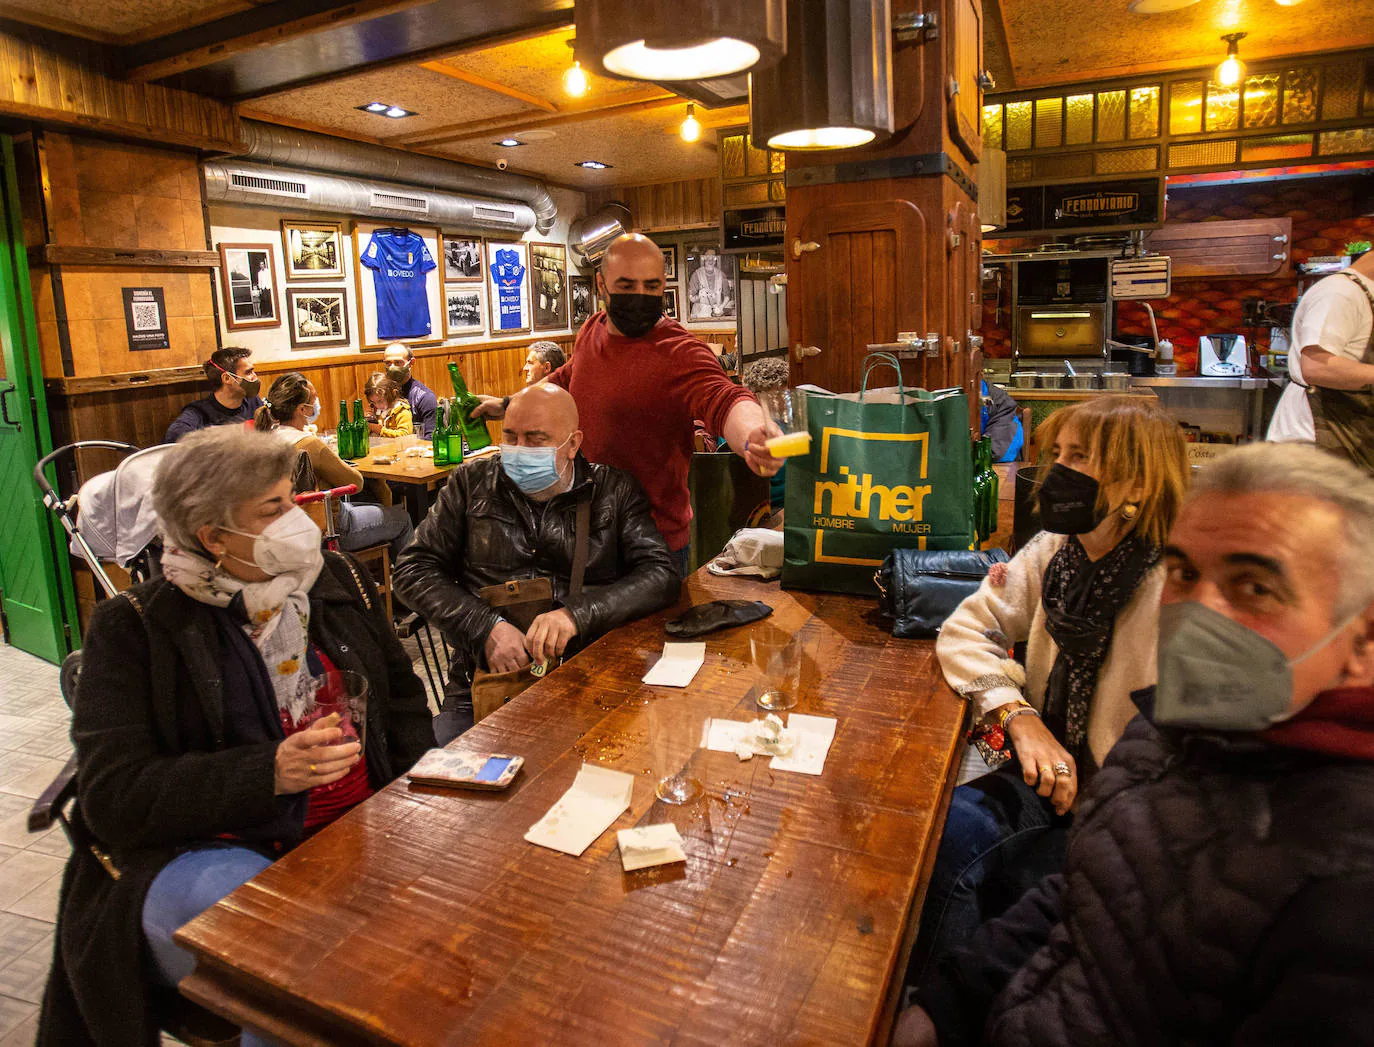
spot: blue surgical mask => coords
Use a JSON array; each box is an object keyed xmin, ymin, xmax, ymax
[
  {"xmin": 304, "ymin": 398, "xmax": 321, "ymax": 423},
  {"xmin": 500, "ymin": 436, "xmax": 570, "ymax": 494}
]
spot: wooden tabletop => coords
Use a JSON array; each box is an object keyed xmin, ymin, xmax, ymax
[
  {"xmin": 348, "ymin": 439, "xmax": 487, "ymax": 487},
  {"xmin": 175, "ymin": 572, "xmax": 966, "ymax": 1047}
]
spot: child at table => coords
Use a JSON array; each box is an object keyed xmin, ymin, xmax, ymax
[{"xmin": 365, "ymin": 373, "xmax": 414, "ymax": 438}]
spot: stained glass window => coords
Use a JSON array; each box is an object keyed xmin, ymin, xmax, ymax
[
  {"xmin": 1318, "ymin": 127, "xmax": 1374, "ymax": 155},
  {"xmin": 1243, "ymin": 73, "xmax": 1280, "ymax": 128},
  {"xmin": 1006, "ymin": 101, "xmax": 1032, "ymax": 150},
  {"xmin": 982, "ymin": 104, "xmax": 1004, "ymax": 149},
  {"xmin": 1205, "ymin": 80, "xmax": 1239, "ymax": 131},
  {"xmin": 1129, "ymin": 86, "xmax": 1160, "ymax": 138},
  {"xmin": 1035, "ymin": 97, "xmax": 1063, "ymax": 149},
  {"xmin": 1322, "ymin": 62, "xmax": 1362, "ymax": 120},
  {"xmin": 1169, "ymin": 80, "xmax": 1204, "ymax": 135},
  {"xmin": 722, "ymin": 134, "xmax": 746, "ymax": 179},
  {"xmin": 1065, "ymin": 94, "xmax": 1093, "ymax": 145},
  {"xmin": 1282, "ymin": 67, "xmax": 1318, "ymax": 124},
  {"xmin": 1095, "ymin": 147, "xmax": 1157, "ymax": 174},
  {"xmin": 1097, "ymin": 90, "xmax": 1125, "ymax": 141}
]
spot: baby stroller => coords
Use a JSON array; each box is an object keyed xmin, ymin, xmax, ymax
[{"xmin": 34, "ymin": 440, "xmax": 171, "ymax": 700}]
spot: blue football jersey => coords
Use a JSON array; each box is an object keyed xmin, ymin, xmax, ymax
[{"xmin": 360, "ymin": 230, "xmax": 437, "ymax": 339}]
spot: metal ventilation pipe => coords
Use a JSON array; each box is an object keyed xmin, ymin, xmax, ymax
[
  {"xmin": 233, "ymin": 119, "xmax": 559, "ymax": 235},
  {"xmin": 202, "ymin": 162, "xmax": 537, "ymax": 236},
  {"xmin": 568, "ymin": 202, "xmax": 633, "ymax": 268}
]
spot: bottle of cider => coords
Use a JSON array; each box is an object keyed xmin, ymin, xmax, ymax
[
  {"xmin": 337, "ymin": 399, "xmax": 355, "ymax": 460},
  {"xmin": 447, "ymin": 362, "xmax": 492, "ymax": 454}
]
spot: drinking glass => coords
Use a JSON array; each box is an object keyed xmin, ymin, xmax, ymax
[
  {"xmin": 649, "ymin": 694, "xmax": 704, "ymax": 805},
  {"xmin": 750, "ymin": 623, "xmax": 799, "ymax": 712},
  {"xmin": 757, "ymin": 388, "xmax": 811, "ymax": 458},
  {"xmin": 306, "ymin": 669, "xmax": 369, "ymax": 750}
]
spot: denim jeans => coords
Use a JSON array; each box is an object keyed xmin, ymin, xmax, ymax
[
  {"xmin": 672, "ymin": 545, "xmax": 691, "ymax": 578},
  {"xmin": 907, "ymin": 763, "xmax": 1071, "ymax": 987},
  {"xmin": 338, "ymin": 500, "xmax": 414, "ymax": 561},
  {"xmin": 142, "ymin": 844, "xmax": 276, "ymax": 1047}
]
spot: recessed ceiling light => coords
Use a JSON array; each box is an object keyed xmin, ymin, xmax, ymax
[
  {"xmin": 356, "ymin": 102, "xmax": 417, "ymax": 118},
  {"xmin": 1127, "ymin": 0, "xmax": 1200, "ymax": 11},
  {"xmin": 496, "ymin": 138, "xmax": 525, "ymax": 147},
  {"xmin": 384, "ymin": 106, "xmax": 413, "ymax": 118},
  {"xmin": 363, "ymin": 102, "xmax": 389, "ymax": 112},
  {"xmin": 574, "ymin": 160, "xmax": 613, "ymax": 170}
]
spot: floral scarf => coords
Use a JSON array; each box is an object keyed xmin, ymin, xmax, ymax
[{"xmin": 160, "ymin": 545, "xmax": 323, "ymax": 723}]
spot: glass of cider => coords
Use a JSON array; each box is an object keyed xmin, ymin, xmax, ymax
[{"xmin": 758, "ymin": 387, "xmax": 811, "ymax": 458}]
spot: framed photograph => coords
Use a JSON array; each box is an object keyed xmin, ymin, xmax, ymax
[
  {"xmin": 530, "ymin": 242, "xmax": 568, "ymax": 331},
  {"xmin": 444, "ymin": 284, "xmax": 486, "ymax": 337},
  {"xmin": 217, "ymin": 242, "xmax": 280, "ymax": 330},
  {"xmin": 286, "ymin": 287, "xmax": 350, "ymax": 349},
  {"xmin": 569, "ymin": 274, "xmax": 594, "ymax": 327},
  {"xmin": 663, "ymin": 287, "xmax": 679, "ymax": 320},
  {"xmin": 684, "ymin": 242, "xmax": 738, "ymax": 322},
  {"xmin": 661, "ymin": 245, "xmax": 677, "ymax": 280},
  {"xmin": 280, "ymin": 220, "xmax": 344, "ymax": 280},
  {"xmin": 485, "ymin": 241, "xmax": 530, "ymax": 334},
  {"xmin": 442, "ymin": 234, "xmax": 483, "ymax": 282},
  {"xmin": 352, "ymin": 223, "xmax": 442, "ymax": 349}
]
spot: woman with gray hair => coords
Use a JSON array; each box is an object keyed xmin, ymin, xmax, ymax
[{"xmin": 39, "ymin": 426, "xmax": 435, "ymax": 1047}]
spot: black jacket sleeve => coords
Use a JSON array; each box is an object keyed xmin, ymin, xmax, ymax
[
  {"xmin": 390, "ymin": 468, "xmax": 504, "ymax": 648},
  {"xmin": 564, "ymin": 469, "xmax": 681, "ymax": 639},
  {"xmin": 73, "ymin": 596, "xmax": 283, "ymax": 851},
  {"xmin": 1231, "ymin": 874, "xmax": 1374, "ymax": 1046},
  {"xmin": 912, "ymin": 873, "xmax": 1067, "ymax": 1047}
]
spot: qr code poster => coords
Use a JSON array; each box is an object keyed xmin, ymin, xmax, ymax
[{"xmin": 122, "ymin": 287, "xmax": 170, "ymax": 351}]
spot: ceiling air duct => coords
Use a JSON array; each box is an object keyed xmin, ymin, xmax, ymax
[
  {"xmin": 232, "ymin": 120, "xmax": 558, "ymax": 235},
  {"xmin": 203, "ymin": 162, "xmax": 537, "ymax": 236},
  {"xmin": 749, "ymin": 0, "xmax": 894, "ymax": 151},
  {"xmin": 568, "ymin": 202, "xmax": 634, "ymax": 268}
]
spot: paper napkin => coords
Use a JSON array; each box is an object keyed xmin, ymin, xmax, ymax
[
  {"xmin": 617, "ymin": 823, "xmax": 688, "ymax": 872},
  {"xmin": 525, "ymin": 763, "xmax": 634, "ymax": 857},
  {"xmin": 641, "ymin": 642, "xmax": 707, "ymax": 687},
  {"xmin": 769, "ymin": 714, "xmax": 838, "ymax": 775}
]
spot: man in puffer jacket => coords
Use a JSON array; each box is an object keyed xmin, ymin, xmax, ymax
[{"xmin": 898, "ymin": 442, "xmax": 1374, "ymax": 1047}]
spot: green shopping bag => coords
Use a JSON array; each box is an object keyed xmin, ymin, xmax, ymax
[{"xmin": 782, "ymin": 352, "xmax": 975, "ymax": 595}]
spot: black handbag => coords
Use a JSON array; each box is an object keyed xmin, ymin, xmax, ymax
[{"xmin": 875, "ymin": 548, "xmax": 1010, "ymax": 639}]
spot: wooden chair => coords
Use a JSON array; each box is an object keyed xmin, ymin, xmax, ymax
[
  {"xmin": 351, "ymin": 543, "xmax": 394, "ymax": 622},
  {"xmin": 1016, "ymin": 406, "xmax": 1034, "ymax": 463}
]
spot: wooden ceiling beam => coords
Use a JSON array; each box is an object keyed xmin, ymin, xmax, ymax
[
  {"xmin": 418, "ymin": 61, "xmax": 558, "ymax": 113},
  {"xmin": 122, "ymin": 0, "xmax": 435, "ymax": 83},
  {"xmin": 387, "ymin": 88, "xmax": 679, "ymax": 147}
]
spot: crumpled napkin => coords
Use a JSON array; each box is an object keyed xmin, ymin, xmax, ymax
[
  {"xmin": 703, "ymin": 714, "xmax": 798, "ymax": 761},
  {"xmin": 706, "ymin": 528, "xmax": 784, "ymax": 579}
]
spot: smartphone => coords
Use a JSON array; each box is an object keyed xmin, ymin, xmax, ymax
[{"xmin": 407, "ymin": 749, "xmax": 524, "ymax": 790}]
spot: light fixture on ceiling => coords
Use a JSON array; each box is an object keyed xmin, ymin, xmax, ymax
[
  {"xmin": 1126, "ymin": 0, "xmax": 1201, "ymax": 12},
  {"xmin": 679, "ymin": 103, "xmax": 702, "ymax": 143},
  {"xmin": 1215, "ymin": 32, "xmax": 1247, "ymax": 87},
  {"xmin": 356, "ymin": 102, "xmax": 416, "ymax": 118},
  {"xmin": 362, "ymin": 102, "xmax": 389, "ymax": 113},
  {"xmin": 750, "ymin": 0, "xmax": 893, "ymax": 151},
  {"xmin": 495, "ymin": 138, "xmax": 525, "ymax": 147},
  {"xmin": 1273, "ymin": 0, "xmax": 1306, "ymax": 5},
  {"xmin": 564, "ymin": 40, "xmax": 590, "ymax": 97},
  {"xmin": 574, "ymin": 0, "xmax": 784, "ymax": 82},
  {"xmin": 575, "ymin": 160, "xmax": 614, "ymax": 170}
]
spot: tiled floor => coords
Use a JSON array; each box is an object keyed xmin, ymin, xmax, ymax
[{"xmin": 0, "ymin": 642, "xmax": 68, "ymax": 1047}]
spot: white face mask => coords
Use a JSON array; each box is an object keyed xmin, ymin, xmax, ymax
[
  {"xmin": 304, "ymin": 398, "xmax": 321, "ymax": 423},
  {"xmin": 222, "ymin": 506, "xmax": 323, "ymax": 577}
]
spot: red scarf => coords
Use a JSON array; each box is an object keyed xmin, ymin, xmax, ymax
[{"xmin": 1259, "ymin": 687, "xmax": 1374, "ymax": 760}]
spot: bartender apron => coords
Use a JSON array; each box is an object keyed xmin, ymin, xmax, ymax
[{"xmin": 1308, "ymin": 272, "xmax": 1374, "ymax": 475}]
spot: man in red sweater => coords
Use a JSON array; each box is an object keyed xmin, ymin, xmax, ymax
[{"xmin": 476, "ymin": 233, "xmax": 780, "ymax": 573}]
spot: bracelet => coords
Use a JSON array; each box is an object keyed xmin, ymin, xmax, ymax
[{"xmin": 997, "ymin": 700, "xmax": 1039, "ymax": 730}]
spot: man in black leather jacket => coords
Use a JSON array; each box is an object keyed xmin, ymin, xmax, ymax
[{"xmin": 393, "ymin": 384, "xmax": 680, "ymax": 741}]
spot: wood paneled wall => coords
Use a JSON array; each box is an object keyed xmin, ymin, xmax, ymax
[
  {"xmin": 0, "ymin": 22, "xmax": 239, "ymax": 151},
  {"xmin": 586, "ymin": 178, "xmax": 722, "ymax": 232}
]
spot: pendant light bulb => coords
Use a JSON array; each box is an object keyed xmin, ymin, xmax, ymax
[
  {"xmin": 564, "ymin": 59, "xmax": 589, "ymax": 97},
  {"xmin": 1215, "ymin": 33, "xmax": 1247, "ymax": 87},
  {"xmin": 680, "ymin": 103, "xmax": 702, "ymax": 143}
]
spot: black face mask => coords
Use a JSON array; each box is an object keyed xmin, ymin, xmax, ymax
[
  {"xmin": 385, "ymin": 365, "xmax": 410, "ymax": 385},
  {"xmin": 606, "ymin": 293, "xmax": 663, "ymax": 338},
  {"xmin": 1037, "ymin": 463, "xmax": 1105, "ymax": 534}
]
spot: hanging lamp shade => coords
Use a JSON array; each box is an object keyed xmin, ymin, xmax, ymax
[
  {"xmin": 749, "ymin": 0, "xmax": 893, "ymax": 151},
  {"xmin": 575, "ymin": 0, "xmax": 786, "ymax": 82}
]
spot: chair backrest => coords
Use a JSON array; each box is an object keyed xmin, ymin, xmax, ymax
[
  {"xmin": 291, "ymin": 450, "xmax": 329, "ymax": 532},
  {"xmin": 1017, "ymin": 406, "xmax": 1033, "ymax": 463}
]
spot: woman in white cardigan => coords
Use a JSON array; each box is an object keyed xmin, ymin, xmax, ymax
[{"xmin": 909, "ymin": 395, "xmax": 1188, "ymax": 984}]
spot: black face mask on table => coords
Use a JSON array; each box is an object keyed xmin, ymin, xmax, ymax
[
  {"xmin": 1037, "ymin": 463, "xmax": 1106, "ymax": 534},
  {"xmin": 606, "ymin": 293, "xmax": 663, "ymax": 338}
]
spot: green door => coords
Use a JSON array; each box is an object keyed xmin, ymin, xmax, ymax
[{"xmin": 0, "ymin": 135, "xmax": 78, "ymax": 664}]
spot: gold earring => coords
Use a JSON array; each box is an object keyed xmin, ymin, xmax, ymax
[{"xmin": 1121, "ymin": 503, "xmax": 1140, "ymax": 521}]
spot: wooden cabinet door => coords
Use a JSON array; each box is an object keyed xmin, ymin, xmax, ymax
[
  {"xmin": 1143, "ymin": 218, "xmax": 1292, "ymax": 279},
  {"xmin": 946, "ymin": 0, "xmax": 983, "ymax": 164},
  {"xmin": 792, "ymin": 198, "xmax": 930, "ymax": 394}
]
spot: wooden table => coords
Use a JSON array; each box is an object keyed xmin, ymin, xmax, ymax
[
  {"xmin": 349, "ymin": 440, "xmax": 478, "ymax": 518},
  {"xmin": 176, "ymin": 572, "xmax": 967, "ymax": 1046}
]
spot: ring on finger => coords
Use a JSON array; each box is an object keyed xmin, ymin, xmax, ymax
[
  {"xmin": 1053, "ymin": 761, "xmax": 1071, "ymax": 778},
  {"xmin": 310, "ymin": 764, "xmax": 316, "ymax": 773},
  {"xmin": 1038, "ymin": 765, "xmax": 1053, "ymax": 779}
]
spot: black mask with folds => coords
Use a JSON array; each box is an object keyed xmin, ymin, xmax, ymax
[
  {"xmin": 606, "ymin": 293, "xmax": 663, "ymax": 338},
  {"xmin": 1037, "ymin": 463, "xmax": 1106, "ymax": 534}
]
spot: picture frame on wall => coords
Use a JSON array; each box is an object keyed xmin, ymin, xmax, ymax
[
  {"xmin": 218, "ymin": 242, "xmax": 280, "ymax": 330},
  {"xmin": 663, "ymin": 287, "xmax": 679, "ymax": 320},
  {"xmin": 661, "ymin": 246, "xmax": 676, "ymax": 280},
  {"xmin": 485, "ymin": 240, "xmax": 530, "ymax": 335},
  {"xmin": 352, "ymin": 223, "xmax": 442, "ymax": 349},
  {"xmin": 442, "ymin": 235, "xmax": 483, "ymax": 282},
  {"xmin": 281, "ymin": 220, "xmax": 344, "ymax": 280},
  {"xmin": 444, "ymin": 284, "xmax": 486, "ymax": 337},
  {"xmin": 569, "ymin": 274, "xmax": 593, "ymax": 327},
  {"xmin": 530, "ymin": 242, "xmax": 568, "ymax": 331},
  {"xmin": 684, "ymin": 242, "xmax": 737, "ymax": 322},
  {"xmin": 286, "ymin": 287, "xmax": 350, "ymax": 349}
]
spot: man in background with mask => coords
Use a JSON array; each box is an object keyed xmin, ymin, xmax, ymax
[
  {"xmin": 164, "ymin": 346, "xmax": 263, "ymax": 443},
  {"xmin": 383, "ymin": 342, "xmax": 438, "ymax": 437},
  {"xmin": 393, "ymin": 383, "xmax": 679, "ymax": 742},
  {"xmin": 898, "ymin": 441, "xmax": 1374, "ymax": 1047},
  {"xmin": 473, "ymin": 233, "xmax": 780, "ymax": 575}
]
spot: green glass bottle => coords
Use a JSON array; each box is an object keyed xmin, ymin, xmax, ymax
[
  {"xmin": 337, "ymin": 399, "xmax": 355, "ymax": 460},
  {"xmin": 432, "ymin": 399, "xmax": 450, "ymax": 467},
  {"xmin": 447, "ymin": 362, "xmax": 492, "ymax": 454},
  {"xmin": 983, "ymin": 438, "xmax": 1000, "ymax": 540},
  {"xmin": 351, "ymin": 399, "xmax": 367, "ymax": 459}
]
